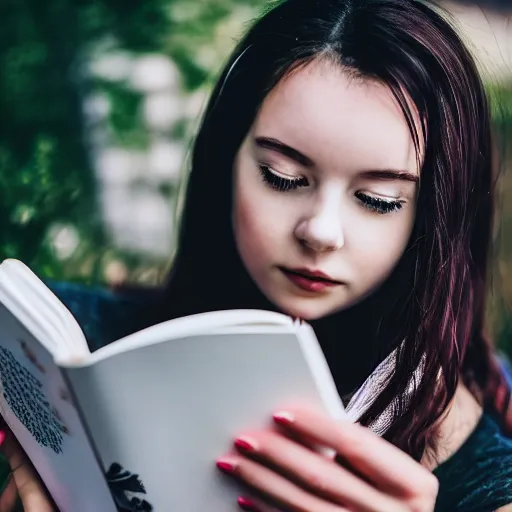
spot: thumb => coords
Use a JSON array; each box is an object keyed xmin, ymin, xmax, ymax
[{"xmin": 0, "ymin": 425, "xmax": 55, "ymax": 512}]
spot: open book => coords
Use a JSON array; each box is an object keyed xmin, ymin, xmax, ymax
[{"xmin": 0, "ymin": 259, "xmax": 345, "ymax": 511}]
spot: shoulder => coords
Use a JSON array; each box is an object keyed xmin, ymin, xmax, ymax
[
  {"xmin": 46, "ymin": 280, "xmax": 163, "ymax": 351},
  {"xmin": 434, "ymin": 412, "xmax": 512, "ymax": 511}
]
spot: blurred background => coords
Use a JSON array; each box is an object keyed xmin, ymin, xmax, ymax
[{"xmin": 1, "ymin": 0, "xmax": 512, "ymax": 356}]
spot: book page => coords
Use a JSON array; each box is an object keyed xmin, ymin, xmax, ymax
[
  {"xmin": 0, "ymin": 304, "xmax": 116, "ymax": 512},
  {"xmin": 63, "ymin": 330, "xmax": 345, "ymax": 511},
  {"xmin": 77, "ymin": 309, "xmax": 295, "ymax": 364}
]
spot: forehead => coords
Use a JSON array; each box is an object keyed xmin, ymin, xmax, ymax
[{"xmin": 253, "ymin": 60, "xmax": 419, "ymax": 174}]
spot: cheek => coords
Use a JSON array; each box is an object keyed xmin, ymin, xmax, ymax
[
  {"xmin": 234, "ymin": 190, "xmax": 257, "ymax": 252},
  {"xmin": 352, "ymin": 214, "xmax": 414, "ymax": 282},
  {"xmin": 233, "ymin": 180, "xmax": 274, "ymax": 267}
]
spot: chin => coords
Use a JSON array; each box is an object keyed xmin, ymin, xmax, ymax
[
  {"xmin": 258, "ymin": 282, "xmax": 358, "ymax": 321},
  {"xmin": 270, "ymin": 291, "xmax": 367, "ymax": 321},
  {"xmin": 273, "ymin": 299, "xmax": 338, "ymax": 321}
]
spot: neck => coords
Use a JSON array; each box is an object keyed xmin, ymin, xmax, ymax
[
  {"xmin": 421, "ymin": 382, "xmax": 483, "ymax": 470},
  {"xmin": 310, "ymin": 299, "xmax": 393, "ymax": 398},
  {"xmin": 312, "ymin": 264, "xmax": 413, "ymax": 398}
]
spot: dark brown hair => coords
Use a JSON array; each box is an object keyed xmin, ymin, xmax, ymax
[{"xmin": 165, "ymin": 0, "xmax": 511, "ymax": 460}]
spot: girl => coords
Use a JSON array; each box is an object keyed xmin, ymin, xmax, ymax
[{"xmin": 2, "ymin": 0, "xmax": 512, "ymax": 510}]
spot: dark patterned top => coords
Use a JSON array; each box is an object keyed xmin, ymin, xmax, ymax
[
  {"xmin": 3, "ymin": 281, "xmax": 512, "ymax": 511},
  {"xmin": 433, "ymin": 413, "xmax": 512, "ymax": 511}
]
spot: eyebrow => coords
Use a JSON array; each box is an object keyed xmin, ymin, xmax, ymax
[
  {"xmin": 254, "ymin": 136, "xmax": 418, "ymax": 183},
  {"xmin": 254, "ymin": 137, "xmax": 315, "ymax": 167},
  {"xmin": 360, "ymin": 169, "xmax": 419, "ymax": 184}
]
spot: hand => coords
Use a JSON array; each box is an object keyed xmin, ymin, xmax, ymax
[
  {"xmin": 0, "ymin": 425, "xmax": 55, "ymax": 512},
  {"xmin": 216, "ymin": 406, "xmax": 439, "ymax": 512}
]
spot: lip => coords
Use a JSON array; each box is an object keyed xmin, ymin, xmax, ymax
[{"xmin": 279, "ymin": 267, "xmax": 343, "ymax": 293}]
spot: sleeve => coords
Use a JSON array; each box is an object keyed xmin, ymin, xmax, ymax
[
  {"xmin": 45, "ymin": 281, "xmax": 124, "ymax": 351},
  {"xmin": 46, "ymin": 280, "xmax": 161, "ymax": 352}
]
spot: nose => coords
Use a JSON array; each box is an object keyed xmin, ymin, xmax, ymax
[{"xmin": 294, "ymin": 189, "xmax": 344, "ymax": 253}]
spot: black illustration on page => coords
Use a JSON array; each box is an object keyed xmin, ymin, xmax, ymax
[{"xmin": 105, "ymin": 462, "xmax": 153, "ymax": 511}]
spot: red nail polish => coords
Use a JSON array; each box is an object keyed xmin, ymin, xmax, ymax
[
  {"xmin": 0, "ymin": 430, "xmax": 5, "ymax": 447},
  {"xmin": 237, "ymin": 496, "xmax": 258, "ymax": 511},
  {"xmin": 273, "ymin": 411, "xmax": 294, "ymax": 426},
  {"xmin": 216, "ymin": 459, "xmax": 236, "ymax": 474},
  {"xmin": 234, "ymin": 437, "xmax": 255, "ymax": 452}
]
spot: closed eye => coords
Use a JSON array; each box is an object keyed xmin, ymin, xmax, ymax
[
  {"xmin": 259, "ymin": 165, "xmax": 309, "ymax": 192},
  {"xmin": 355, "ymin": 191, "xmax": 404, "ymax": 214}
]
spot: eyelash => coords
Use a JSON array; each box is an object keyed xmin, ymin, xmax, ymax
[
  {"xmin": 259, "ymin": 165, "xmax": 404, "ymax": 215},
  {"xmin": 354, "ymin": 191, "xmax": 403, "ymax": 215},
  {"xmin": 259, "ymin": 165, "xmax": 308, "ymax": 191}
]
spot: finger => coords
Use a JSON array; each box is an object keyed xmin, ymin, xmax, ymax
[
  {"xmin": 217, "ymin": 455, "xmax": 349, "ymax": 512},
  {"xmin": 0, "ymin": 429, "xmax": 19, "ymax": 512},
  {"xmin": 0, "ymin": 475, "xmax": 19, "ymax": 512},
  {"xmin": 1, "ymin": 428, "xmax": 55, "ymax": 511},
  {"xmin": 233, "ymin": 430, "xmax": 404, "ymax": 512},
  {"xmin": 237, "ymin": 495, "xmax": 279, "ymax": 512},
  {"xmin": 272, "ymin": 407, "xmax": 438, "ymax": 498}
]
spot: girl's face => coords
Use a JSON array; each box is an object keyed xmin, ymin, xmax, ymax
[{"xmin": 233, "ymin": 61, "xmax": 420, "ymax": 320}]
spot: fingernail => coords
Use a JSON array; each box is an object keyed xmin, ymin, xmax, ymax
[
  {"xmin": 0, "ymin": 430, "xmax": 5, "ymax": 447},
  {"xmin": 237, "ymin": 496, "xmax": 259, "ymax": 511},
  {"xmin": 273, "ymin": 410, "xmax": 295, "ymax": 426},
  {"xmin": 234, "ymin": 436, "xmax": 257, "ymax": 453},
  {"xmin": 216, "ymin": 458, "xmax": 237, "ymax": 474}
]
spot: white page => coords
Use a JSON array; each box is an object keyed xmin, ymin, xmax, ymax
[
  {"xmin": 63, "ymin": 330, "xmax": 345, "ymax": 511},
  {"xmin": 72, "ymin": 309, "xmax": 295, "ymax": 365},
  {"xmin": 0, "ymin": 303, "xmax": 116, "ymax": 512}
]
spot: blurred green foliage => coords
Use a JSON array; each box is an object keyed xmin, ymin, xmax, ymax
[
  {"xmin": 0, "ymin": 0, "xmax": 512, "ymax": 356},
  {"xmin": 484, "ymin": 84, "xmax": 512, "ymax": 355},
  {"xmin": 0, "ymin": 0, "xmax": 175, "ymax": 281},
  {"xmin": 0, "ymin": 0, "xmax": 263, "ymax": 283}
]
